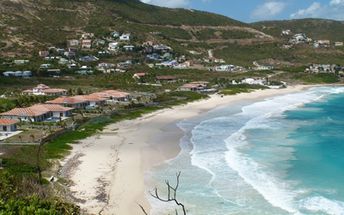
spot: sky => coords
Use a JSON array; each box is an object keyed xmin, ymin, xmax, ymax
[{"xmin": 140, "ymin": 0, "xmax": 344, "ymax": 22}]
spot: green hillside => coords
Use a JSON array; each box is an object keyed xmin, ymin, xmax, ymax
[
  {"xmin": 253, "ymin": 18, "xmax": 344, "ymax": 41},
  {"xmin": 1, "ymin": 0, "xmax": 344, "ymax": 67},
  {"xmin": 108, "ymin": 0, "xmax": 244, "ymax": 26},
  {"xmin": 0, "ymin": 0, "xmax": 251, "ymax": 55}
]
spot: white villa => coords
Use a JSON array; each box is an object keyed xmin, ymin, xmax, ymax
[
  {"xmin": 22, "ymin": 84, "xmax": 67, "ymax": 96},
  {"xmin": 108, "ymin": 42, "xmax": 119, "ymax": 52},
  {"xmin": 119, "ymin": 33, "xmax": 131, "ymax": 41}
]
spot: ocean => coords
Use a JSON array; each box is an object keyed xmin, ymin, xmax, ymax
[{"xmin": 147, "ymin": 86, "xmax": 344, "ymax": 215}]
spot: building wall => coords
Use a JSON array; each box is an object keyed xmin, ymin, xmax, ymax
[
  {"xmin": 0, "ymin": 124, "xmax": 17, "ymax": 132},
  {"xmin": 52, "ymin": 111, "xmax": 64, "ymax": 118},
  {"xmin": 88, "ymin": 101, "xmax": 106, "ymax": 107}
]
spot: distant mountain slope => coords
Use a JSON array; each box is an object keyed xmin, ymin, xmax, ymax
[
  {"xmin": 109, "ymin": 0, "xmax": 245, "ymax": 26},
  {"xmin": 253, "ymin": 18, "xmax": 344, "ymax": 41},
  {"xmin": 0, "ymin": 0, "xmax": 271, "ymax": 56}
]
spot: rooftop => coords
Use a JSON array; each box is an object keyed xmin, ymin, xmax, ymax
[
  {"xmin": 0, "ymin": 118, "xmax": 18, "ymax": 125},
  {"xmin": 0, "ymin": 104, "xmax": 73, "ymax": 117},
  {"xmin": 156, "ymin": 75, "xmax": 177, "ymax": 80},
  {"xmin": 46, "ymin": 96, "xmax": 88, "ymax": 105},
  {"xmin": 1, "ymin": 107, "xmax": 49, "ymax": 117},
  {"xmin": 90, "ymin": 90, "xmax": 130, "ymax": 99}
]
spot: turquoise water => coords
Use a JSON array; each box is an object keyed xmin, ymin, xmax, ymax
[{"xmin": 147, "ymin": 87, "xmax": 344, "ymax": 215}]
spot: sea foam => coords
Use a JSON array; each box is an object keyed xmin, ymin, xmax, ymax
[{"xmin": 223, "ymin": 87, "xmax": 344, "ymax": 214}]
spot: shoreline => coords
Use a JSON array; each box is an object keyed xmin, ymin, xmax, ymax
[{"xmin": 59, "ymin": 85, "xmax": 313, "ymax": 214}]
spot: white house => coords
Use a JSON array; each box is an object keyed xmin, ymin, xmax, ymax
[
  {"xmin": 214, "ymin": 65, "xmax": 235, "ymax": 72},
  {"xmin": 111, "ymin": 31, "xmax": 120, "ymax": 38},
  {"xmin": 314, "ymin": 40, "xmax": 330, "ymax": 48},
  {"xmin": 119, "ymin": 33, "xmax": 131, "ymax": 41},
  {"xmin": 290, "ymin": 33, "xmax": 311, "ymax": 44},
  {"xmin": 22, "ymin": 84, "xmax": 67, "ymax": 96},
  {"xmin": 81, "ymin": 39, "xmax": 92, "ymax": 49},
  {"xmin": 67, "ymin": 39, "xmax": 80, "ymax": 47},
  {"xmin": 242, "ymin": 78, "xmax": 266, "ymax": 86},
  {"xmin": 123, "ymin": 45, "xmax": 135, "ymax": 51},
  {"xmin": 335, "ymin": 42, "xmax": 344, "ymax": 47},
  {"xmin": 281, "ymin": 29, "xmax": 291, "ymax": 36},
  {"xmin": 305, "ymin": 64, "xmax": 336, "ymax": 74},
  {"xmin": 81, "ymin": 33, "xmax": 94, "ymax": 39},
  {"xmin": 108, "ymin": 42, "xmax": 119, "ymax": 52}
]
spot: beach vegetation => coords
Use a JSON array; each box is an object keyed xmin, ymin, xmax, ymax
[
  {"xmin": 220, "ymin": 84, "xmax": 267, "ymax": 95},
  {"xmin": 0, "ymin": 171, "xmax": 80, "ymax": 214},
  {"xmin": 295, "ymin": 73, "xmax": 339, "ymax": 84}
]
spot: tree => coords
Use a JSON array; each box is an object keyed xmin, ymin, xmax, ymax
[
  {"xmin": 142, "ymin": 172, "xmax": 186, "ymax": 215},
  {"xmin": 36, "ymin": 139, "xmax": 43, "ymax": 184},
  {"xmin": 76, "ymin": 88, "xmax": 84, "ymax": 95},
  {"xmin": 18, "ymin": 135, "xmax": 23, "ymax": 143},
  {"xmin": 30, "ymin": 134, "xmax": 35, "ymax": 142},
  {"xmin": 67, "ymin": 88, "xmax": 73, "ymax": 96}
]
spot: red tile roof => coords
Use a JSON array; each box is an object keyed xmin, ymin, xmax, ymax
[
  {"xmin": 76, "ymin": 95, "xmax": 107, "ymax": 102},
  {"xmin": 90, "ymin": 90, "xmax": 130, "ymax": 99},
  {"xmin": 0, "ymin": 107, "xmax": 49, "ymax": 117},
  {"xmin": 190, "ymin": 81, "xmax": 209, "ymax": 85},
  {"xmin": 43, "ymin": 88, "xmax": 67, "ymax": 94},
  {"xmin": 181, "ymin": 81, "xmax": 209, "ymax": 89},
  {"xmin": 156, "ymin": 75, "xmax": 177, "ymax": 80},
  {"xmin": 0, "ymin": 104, "xmax": 73, "ymax": 117},
  {"xmin": 46, "ymin": 96, "xmax": 88, "ymax": 105},
  {"xmin": 32, "ymin": 104, "xmax": 74, "ymax": 112},
  {"xmin": 36, "ymin": 84, "xmax": 50, "ymax": 89},
  {"xmin": 134, "ymin": 72, "xmax": 146, "ymax": 77},
  {"xmin": 0, "ymin": 118, "xmax": 18, "ymax": 125}
]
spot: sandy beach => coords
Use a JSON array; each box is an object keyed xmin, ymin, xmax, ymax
[{"xmin": 59, "ymin": 85, "xmax": 310, "ymax": 215}]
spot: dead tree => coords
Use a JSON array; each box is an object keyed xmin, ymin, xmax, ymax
[
  {"xmin": 36, "ymin": 139, "xmax": 43, "ymax": 184},
  {"xmin": 149, "ymin": 171, "xmax": 186, "ymax": 215}
]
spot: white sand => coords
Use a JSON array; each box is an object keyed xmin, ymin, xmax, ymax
[{"xmin": 59, "ymin": 85, "xmax": 310, "ymax": 215}]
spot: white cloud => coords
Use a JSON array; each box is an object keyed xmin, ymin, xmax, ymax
[
  {"xmin": 251, "ymin": 1, "xmax": 286, "ymax": 20},
  {"xmin": 140, "ymin": 0, "xmax": 190, "ymax": 8},
  {"xmin": 330, "ymin": 0, "xmax": 344, "ymax": 6},
  {"xmin": 291, "ymin": 1, "xmax": 344, "ymax": 20},
  {"xmin": 290, "ymin": 2, "xmax": 322, "ymax": 18}
]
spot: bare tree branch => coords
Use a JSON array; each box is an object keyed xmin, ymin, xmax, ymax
[
  {"xmin": 138, "ymin": 204, "xmax": 148, "ymax": 215},
  {"xmin": 149, "ymin": 171, "xmax": 186, "ymax": 215}
]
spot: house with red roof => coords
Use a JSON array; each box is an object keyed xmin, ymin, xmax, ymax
[
  {"xmin": 46, "ymin": 96, "xmax": 90, "ymax": 109},
  {"xmin": 0, "ymin": 106, "xmax": 50, "ymax": 122},
  {"xmin": 0, "ymin": 119, "xmax": 18, "ymax": 132},
  {"xmin": 90, "ymin": 90, "xmax": 130, "ymax": 102},
  {"xmin": 156, "ymin": 75, "xmax": 177, "ymax": 83},
  {"xmin": 179, "ymin": 81, "xmax": 209, "ymax": 92},
  {"xmin": 34, "ymin": 104, "xmax": 74, "ymax": 118},
  {"xmin": 0, "ymin": 104, "xmax": 73, "ymax": 122},
  {"xmin": 22, "ymin": 84, "xmax": 67, "ymax": 96},
  {"xmin": 133, "ymin": 72, "xmax": 147, "ymax": 80},
  {"xmin": 73, "ymin": 95, "xmax": 107, "ymax": 107}
]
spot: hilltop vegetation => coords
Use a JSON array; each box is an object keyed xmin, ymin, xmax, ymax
[
  {"xmin": 0, "ymin": 0, "xmax": 248, "ymax": 53},
  {"xmin": 253, "ymin": 18, "xmax": 344, "ymax": 41},
  {"xmin": 1, "ymin": 0, "xmax": 344, "ymax": 67}
]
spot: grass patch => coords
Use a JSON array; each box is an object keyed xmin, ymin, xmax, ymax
[
  {"xmin": 294, "ymin": 73, "xmax": 339, "ymax": 84},
  {"xmin": 220, "ymin": 84, "xmax": 267, "ymax": 95}
]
